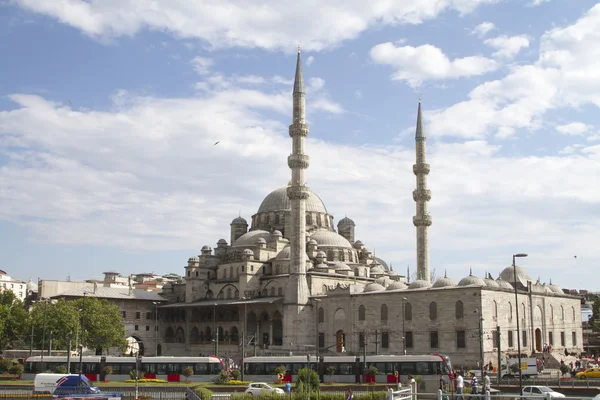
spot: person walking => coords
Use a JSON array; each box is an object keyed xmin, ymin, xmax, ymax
[
  {"xmin": 455, "ymin": 372, "xmax": 464, "ymax": 400},
  {"xmin": 345, "ymin": 388, "xmax": 353, "ymax": 400},
  {"xmin": 471, "ymin": 375, "xmax": 479, "ymax": 400},
  {"xmin": 483, "ymin": 372, "xmax": 491, "ymax": 396}
]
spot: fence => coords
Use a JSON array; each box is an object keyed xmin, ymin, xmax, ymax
[{"xmin": 0, "ymin": 387, "xmax": 189, "ymax": 400}]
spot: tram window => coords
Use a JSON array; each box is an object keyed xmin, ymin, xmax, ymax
[
  {"xmin": 195, "ymin": 363, "xmax": 209, "ymax": 375},
  {"xmin": 210, "ymin": 362, "xmax": 223, "ymax": 374},
  {"xmin": 399, "ymin": 362, "xmax": 417, "ymax": 375},
  {"xmin": 339, "ymin": 363, "xmax": 354, "ymax": 375},
  {"xmin": 156, "ymin": 364, "xmax": 168, "ymax": 374},
  {"xmin": 145, "ymin": 364, "xmax": 156, "ymax": 374},
  {"xmin": 265, "ymin": 364, "xmax": 281, "ymax": 374},
  {"xmin": 120, "ymin": 364, "xmax": 136, "ymax": 375},
  {"xmin": 84, "ymin": 363, "xmax": 98, "ymax": 374},
  {"xmin": 370, "ymin": 363, "xmax": 386, "ymax": 373},
  {"xmin": 107, "ymin": 364, "xmax": 121, "ymax": 375},
  {"xmin": 168, "ymin": 363, "xmax": 181, "ymax": 374},
  {"xmin": 416, "ymin": 362, "xmax": 433, "ymax": 375}
]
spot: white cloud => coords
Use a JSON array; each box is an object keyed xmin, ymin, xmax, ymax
[
  {"xmin": 556, "ymin": 122, "xmax": 590, "ymax": 135},
  {"xmin": 306, "ymin": 56, "xmax": 315, "ymax": 66},
  {"xmin": 1, "ymin": 91, "xmax": 599, "ymax": 288},
  {"xmin": 472, "ymin": 21, "xmax": 496, "ymax": 37},
  {"xmin": 484, "ymin": 34, "xmax": 530, "ymax": 59},
  {"xmin": 14, "ymin": 0, "xmax": 498, "ymax": 51},
  {"xmin": 532, "ymin": 0, "xmax": 550, "ymax": 5},
  {"xmin": 191, "ymin": 56, "xmax": 213, "ymax": 75},
  {"xmin": 429, "ymin": 4, "xmax": 600, "ymax": 139},
  {"xmin": 370, "ymin": 42, "xmax": 499, "ymax": 87},
  {"xmin": 355, "ymin": 90, "xmax": 363, "ymax": 99}
]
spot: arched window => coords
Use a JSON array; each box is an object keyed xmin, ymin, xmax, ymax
[
  {"xmin": 429, "ymin": 302, "xmax": 437, "ymax": 320},
  {"xmin": 319, "ymin": 307, "xmax": 325, "ymax": 323},
  {"xmin": 231, "ymin": 327, "xmax": 239, "ymax": 342},
  {"xmin": 358, "ymin": 305, "xmax": 366, "ymax": 321},
  {"xmin": 381, "ymin": 304, "xmax": 388, "ymax": 321},
  {"xmin": 276, "ymin": 265, "xmax": 281, "ymax": 275},
  {"xmin": 405, "ymin": 302, "xmax": 412, "ymax": 321},
  {"xmin": 275, "ymin": 215, "xmax": 280, "ymax": 224},
  {"xmin": 278, "ymin": 287, "xmax": 283, "ymax": 296},
  {"xmin": 306, "ymin": 214, "xmax": 312, "ymax": 225},
  {"xmin": 523, "ymin": 303, "xmax": 527, "ymax": 317},
  {"xmin": 340, "ymin": 251, "xmax": 345, "ymax": 262},
  {"xmin": 354, "ymin": 268, "xmax": 360, "ymax": 277},
  {"xmin": 206, "ymin": 290, "xmax": 214, "ymax": 299},
  {"xmin": 493, "ymin": 300, "xmax": 498, "ymax": 319},
  {"xmin": 234, "ymin": 290, "xmax": 239, "ymax": 299},
  {"xmin": 270, "ymin": 287, "xmax": 275, "ymax": 296},
  {"xmin": 509, "ymin": 302, "xmax": 513, "ymax": 320},
  {"xmin": 572, "ymin": 307, "xmax": 576, "ymax": 321},
  {"xmin": 218, "ymin": 291, "xmax": 224, "ymax": 299},
  {"xmin": 550, "ymin": 305, "xmax": 554, "ymax": 321},
  {"xmin": 561, "ymin": 306, "xmax": 565, "ymax": 321},
  {"xmin": 455, "ymin": 301, "xmax": 464, "ymax": 319},
  {"xmin": 262, "ymin": 289, "xmax": 267, "ymax": 296},
  {"xmin": 227, "ymin": 288, "xmax": 232, "ymax": 299}
]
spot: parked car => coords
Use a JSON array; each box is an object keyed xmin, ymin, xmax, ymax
[
  {"xmin": 522, "ymin": 386, "xmax": 565, "ymax": 399},
  {"xmin": 575, "ymin": 367, "xmax": 600, "ymax": 379},
  {"xmin": 245, "ymin": 383, "xmax": 285, "ymax": 396}
]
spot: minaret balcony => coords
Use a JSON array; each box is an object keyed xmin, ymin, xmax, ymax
[
  {"xmin": 287, "ymin": 185, "xmax": 311, "ymax": 200},
  {"xmin": 289, "ymin": 123, "xmax": 309, "ymax": 137},
  {"xmin": 413, "ymin": 163, "xmax": 430, "ymax": 175},
  {"xmin": 413, "ymin": 215, "xmax": 432, "ymax": 227},
  {"xmin": 413, "ymin": 189, "xmax": 432, "ymax": 202},
  {"xmin": 288, "ymin": 154, "xmax": 310, "ymax": 169}
]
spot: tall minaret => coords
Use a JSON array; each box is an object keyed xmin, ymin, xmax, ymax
[
  {"xmin": 413, "ymin": 100, "xmax": 432, "ymax": 282},
  {"xmin": 283, "ymin": 46, "xmax": 311, "ymax": 349}
]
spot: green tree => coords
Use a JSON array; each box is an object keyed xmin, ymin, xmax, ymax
[
  {"xmin": 29, "ymin": 299, "xmax": 79, "ymax": 350},
  {"xmin": 72, "ymin": 297, "xmax": 127, "ymax": 351},
  {"xmin": 0, "ymin": 291, "xmax": 30, "ymax": 350},
  {"xmin": 296, "ymin": 368, "xmax": 320, "ymax": 390},
  {"xmin": 592, "ymin": 299, "xmax": 600, "ymax": 331}
]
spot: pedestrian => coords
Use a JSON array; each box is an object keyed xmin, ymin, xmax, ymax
[
  {"xmin": 471, "ymin": 375, "xmax": 479, "ymax": 398},
  {"xmin": 488, "ymin": 361, "xmax": 493, "ymax": 371},
  {"xmin": 483, "ymin": 372, "xmax": 491, "ymax": 395},
  {"xmin": 455, "ymin": 372, "xmax": 464, "ymax": 399},
  {"xmin": 346, "ymin": 388, "xmax": 353, "ymax": 400}
]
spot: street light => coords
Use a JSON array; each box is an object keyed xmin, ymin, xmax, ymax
[
  {"xmin": 241, "ymin": 298, "xmax": 248, "ymax": 382},
  {"xmin": 41, "ymin": 298, "xmax": 47, "ymax": 362},
  {"xmin": 152, "ymin": 301, "xmax": 160, "ymax": 356},
  {"xmin": 474, "ymin": 310, "xmax": 484, "ymax": 384},
  {"xmin": 401, "ymin": 297, "xmax": 407, "ymax": 355},
  {"xmin": 213, "ymin": 303, "xmax": 218, "ymax": 359},
  {"xmin": 313, "ymin": 298, "xmax": 322, "ymax": 384},
  {"xmin": 513, "ymin": 253, "xmax": 528, "ymax": 395},
  {"xmin": 78, "ymin": 292, "xmax": 90, "ymax": 386}
]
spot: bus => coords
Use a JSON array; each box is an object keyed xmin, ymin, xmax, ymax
[
  {"xmin": 244, "ymin": 354, "xmax": 453, "ymax": 391},
  {"xmin": 23, "ymin": 356, "xmax": 224, "ymax": 382}
]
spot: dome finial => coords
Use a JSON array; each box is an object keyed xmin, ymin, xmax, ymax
[
  {"xmin": 298, "ymin": 42, "xmax": 301, "ymax": 53},
  {"xmin": 444, "ymin": 269, "xmax": 448, "ymax": 278},
  {"xmin": 549, "ymin": 278, "xmax": 553, "ymax": 285},
  {"xmin": 469, "ymin": 266, "xmax": 473, "ymax": 276}
]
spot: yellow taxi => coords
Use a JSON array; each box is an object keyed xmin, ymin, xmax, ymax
[{"xmin": 575, "ymin": 367, "xmax": 600, "ymax": 379}]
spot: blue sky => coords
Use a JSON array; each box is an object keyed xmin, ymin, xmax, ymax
[{"xmin": 0, "ymin": 0, "xmax": 599, "ymax": 290}]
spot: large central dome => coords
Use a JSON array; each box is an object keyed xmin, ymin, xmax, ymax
[{"xmin": 257, "ymin": 187, "xmax": 328, "ymax": 214}]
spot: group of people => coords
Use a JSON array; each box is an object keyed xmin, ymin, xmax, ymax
[{"xmin": 446, "ymin": 371, "xmax": 492, "ymax": 400}]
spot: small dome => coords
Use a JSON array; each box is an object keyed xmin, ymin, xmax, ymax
[
  {"xmin": 386, "ymin": 281, "xmax": 407, "ymax": 291},
  {"xmin": 542, "ymin": 284, "xmax": 553, "ymax": 293},
  {"xmin": 201, "ymin": 245, "xmax": 211, "ymax": 251},
  {"xmin": 353, "ymin": 240, "xmax": 364, "ymax": 249},
  {"xmin": 243, "ymin": 249, "xmax": 254, "ymax": 255},
  {"xmin": 370, "ymin": 264, "xmax": 386, "ymax": 275},
  {"xmin": 374, "ymin": 277, "xmax": 390, "ymax": 287},
  {"xmin": 217, "ymin": 238, "xmax": 228, "ymax": 244},
  {"xmin": 495, "ymin": 278, "xmax": 514, "ymax": 290},
  {"xmin": 408, "ymin": 280, "xmax": 432, "ymax": 289},
  {"xmin": 432, "ymin": 274, "xmax": 457, "ymax": 288},
  {"xmin": 188, "ymin": 256, "xmax": 200, "ymax": 262},
  {"xmin": 257, "ymin": 187, "xmax": 328, "ymax": 214},
  {"xmin": 338, "ymin": 216, "xmax": 355, "ymax": 226},
  {"xmin": 310, "ymin": 231, "xmax": 353, "ymax": 249},
  {"xmin": 308, "ymin": 239, "xmax": 318, "ymax": 245},
  {"xmin": 231, "ymin": 216, "xmax": 248, "ymax": 225},
  {"xmin": 272, "ymin": 230, "xmax": 283, "ymax": 237},
  {"xmin": 374, "ymin": 257, "xmax": 390, "ymax": 271},
  {"xmin": 333, "ymin": 262, "xmax": 351, "ymax": 271},
  {"xmin": 484, "ymin": 274, "xmax": 500, "ymax": 288},
  {"xmin": 548, "ymin": 281, "xmax": 563, "ymax": 294},
  {"xmin": 256, "ymin": 237, "xmax": 267, "ymax": 244},
  {"xmin": 363, "ymin": 282, "xmax": 386, "ymax": 293},
  {"xmin": 458, "ymin": 271, "xmax": 486, "ymax": 287},
  {"xmin": 27, "ymin": 278, "xmax": 38, "ymax": 292},
  {"xmin": 316, "ymin": 250, "xmax": 327, "ymax": 259},
  {"xmin": 275, "ymin": 245, "xmax": 309, "ymax": 261},
  {"xmin": 499, "ymin": 265, "xmax": 532, "ymax": 287}
]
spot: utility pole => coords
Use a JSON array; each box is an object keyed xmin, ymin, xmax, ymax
[
  {"xmin": 48, "ymin": 330, "xmax": 53, "ymax": 356},
  {"xmin": 41, "ymin": 299, "xmax": 47, "ymax": 362},
  {"xmin": 67, "ymin": 331, "xmax": 72, "ymax": 373},
  {"xmin": 29, "ymin": 324, "xmax": 34, "ymax": 357},
  {"xmin": 241, "ymin": 299, "xmax": 247, "ymax": 382},
  {"xmin": 496, "ymin": 326, "xmax": 501, "ymax": 384},
  {"xmin": 362, "ymin": 330, "xmax": 367, "ymax": 383}
]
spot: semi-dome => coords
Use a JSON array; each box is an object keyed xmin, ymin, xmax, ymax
[
  {"xmin": 27, "ymin": 278, "xmax": 38, "ymax": 292},
  {"xmin": 333, "ymin": 262, "xmax": 351, "ymax": 271},
  {"xmin": 547, "ymin": 280, "xmax": 563, "ymax": 294},
  {"xmin": 433, "ymin": 273, "xmax": 457, "ymax": 288},
  {"xmin": 363, "ymin": 282, "xmax": 386, "ymax": 293},
  {"xmin": 310, "ymin": 231, "xmax": 353, "ymax": 249},
  {"xmin": 499, "ymin": 265, "xmax": 532, "ymax": 287},
  {"xmin": 232, "ymin": 230, "xmax": 272, "ymax": 248},
  {"xmin": 231, "ymin": 216, "xmax": 247, "ymax": 224},
  {"xmin": 338, "ymin": 216, "xmax": 355, "ymax": 226},
  {"xmin": 257, "ymin": 187, "xmax": 328, "ymax": 214},
  {"xmin": 386, "ymin": 281, "xmax": 407, "ymax": 291},
  {"xmin": 408, "ymin": 280, "xmax": 432, "ymax": 289},
  {"xmin": 495, "ymin": 278, "xmax": 514, "ymax": 290},
  {"xmin": 274, "ymin": 245, "xmax": 309, "ymax": 261},
  {"xmin": 374, "ymin": 257, "xmax": 390, "ymax": 271},
  {"xmin": 458, "ymin": 271, "xmax": 486, "ymax": 287}
]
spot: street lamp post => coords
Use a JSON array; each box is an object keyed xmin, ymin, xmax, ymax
[
  {"xmin": 41, "ymin": 299, "xmax": 47, "ymax": 362},
  {"xmin": 213, "ymin": 303, "xmax": 218, "ymax": 358},
  {"xmin": 513, "ymin": 253, "xmax": 528, "ymax": 395},
  {"xmin": 475, "ymin": 310, "xmax": 484, "ymax": 383},
  {"xmin": 401, "ymin": 297, "xmax": 407, "ymax": 355},
  {"xmin": 241, "ymin": 298, "xmax": 248, "ymax": 382},
  {"xmin": 313, "ymin": 298, "xmax": 322, "ymax": 384},
  {"xmin": 78, "ymin": 292, "xmax": 89, "ymax": 386}
]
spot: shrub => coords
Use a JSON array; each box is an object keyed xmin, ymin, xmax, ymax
[
  {"xmin": 0, "ymin": 359, "xmax": 14, "ymax": 373},
  {"xmin": 225, "ymin": 380, "xmax": 250, "ymax": 385},
  {"xmin": 129, "ymin": 369, "xmax": 143, "ymax": 380},
  {"xmin": 193, "ymin": 387, "xmax": 213, "ymax": 400},
  {"xmin": 214, "ymin": 370, "xmax": 230, "ymax": 384},
  {"xmin": 296, "ymin": 368, "xmax": 319, "ymax": 390},
  {"xmin": 103, "ymin": 365, "xmax": 113, "ymax": 377},
  {"xmin": 182, "ymin": 367, "xmax": 194, "ymax": 381},
  {"xmin": 325, "ymin": 366, "xmax": 336, "ymax": 382},
  {"xmin": 55, "ymin": 365, "xmax": 67, "ymax": 374},
  {"xmin": 367, "ymin": 366, "xmax": 378, "ymax": 376},
  {"xmin": 9, "ymin": 364, "xmax": 24, "ymax": 377},
  {"xmin": 560, "ymin": 364, "xmax": 571, "ymax": 376},
  {"xmin": 230, "ymin": 368, "xmax": 241, "ymax": 380},
  {"xmin": 124, "ymin": 378, "xmax": 167, "ymax": 383}
]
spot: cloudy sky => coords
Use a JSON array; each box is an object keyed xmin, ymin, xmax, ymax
[{"xmin": 1, "ymin": 0, "xmax": 599, "ymax": 290}]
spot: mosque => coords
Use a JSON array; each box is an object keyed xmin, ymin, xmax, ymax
[{"xmin": 158, "ymin": 50, "xmax": 583, "ymax": 366}]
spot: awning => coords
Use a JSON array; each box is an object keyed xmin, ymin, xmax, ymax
[{"xmin": 158, "ymin": 296, "xmax": 283, "ymax": 309}]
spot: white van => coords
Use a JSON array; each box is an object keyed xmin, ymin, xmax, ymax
[{"xmin": 34, "ymin": 374, "xmax": 100, "ymax": 395}]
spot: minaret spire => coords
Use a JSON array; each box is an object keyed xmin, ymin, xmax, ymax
[
  {"xmin": 283, "ymin": 47, "xmax": 311, "ymax": 351},
  {"xmin": 413, "ymin": 99, "xmax": 432, "ymax": 282}
]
